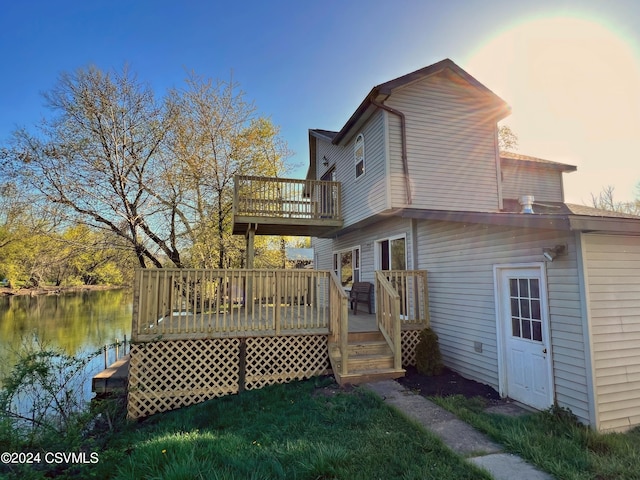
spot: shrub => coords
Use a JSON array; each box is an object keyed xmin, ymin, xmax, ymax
[{"xmin": 415, "ymin": 327, "xmax": 444, "ymax": 376}]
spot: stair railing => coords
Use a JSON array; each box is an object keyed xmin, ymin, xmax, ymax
[
  {"xmin": 329, "ymin": 271, "xmax": 349, "ymax": 375},
  {"xmin": 375, "ymin": 271, "xmax": 402, "ymax": 370}
]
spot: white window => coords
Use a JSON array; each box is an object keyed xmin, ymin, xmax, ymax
[
  {"xmin": 333, "ymin": 247, "xmax": 361, "ymax": 288},
  {"xmin": 354, "ymin": 133, "xmax": 365, "ymax": 178}
]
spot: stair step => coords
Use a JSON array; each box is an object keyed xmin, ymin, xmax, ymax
[
  {"xmin": 348, "ymin": 340, "xmax": 390, "ymax": 356},
  {"xmin": 334, "ymin": 367, "xmax": 406, "ymax": 386},
  {"xmin": 347, "ymin": 331, "xmax": 385, "ymax": 342}
]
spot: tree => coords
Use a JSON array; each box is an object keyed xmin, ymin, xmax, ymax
[
  {"xmin": 8, "ymin": 65, "xmax": 177, "ymax": 268},
  {"xmin": 165, "ymin": 73, "xmax": 290, "ymax": 268},
  {"xmin": 590, "ymin": 185, "xmax": 640, "ymax": 216},
  {"xmin": 6, "ymin": 66, "xmax": 291, "ymax": 270},
  {"xmin": 498, "ymin": 124, "xmax": 518, "ymax": 151}
]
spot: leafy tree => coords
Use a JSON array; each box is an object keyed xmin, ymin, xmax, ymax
[
  {"xmin": 498, "ymin": 124, "xmax": 518, "ymax": 151},
  {"xmin": 165, "ymin": 73, "xmax": 290, "ymax": 268}
]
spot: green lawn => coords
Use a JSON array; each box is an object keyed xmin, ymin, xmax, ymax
[
  {"xmin": 431, "ymin": 395, "xmax": 640, "ymax": 480},
  {"xmin": 2, "ymin": 377, "xmax": 491, "ymax": 480}
]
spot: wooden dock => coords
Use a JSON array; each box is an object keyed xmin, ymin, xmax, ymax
[{"xmin": 92, "ymin": 355, "xmax": 130, "ymax": 394}]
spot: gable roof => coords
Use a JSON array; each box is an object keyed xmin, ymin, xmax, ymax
[
  {"xmin": 332, "ymin": 58, "xmax": 511, "ymax": 145},
  {"xmin": 500, "ymin": 151, "xmax": 577, "ymax": 173}
]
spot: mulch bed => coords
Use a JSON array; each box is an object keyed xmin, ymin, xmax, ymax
[{"xmin": 398, "ymin": 366, "xmax": 504, "ymax": 404}]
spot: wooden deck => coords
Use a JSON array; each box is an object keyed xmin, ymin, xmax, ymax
[
  {"xmin": 232, "ymin": 175, "xmax": 343, "ymax": 237},
  {"xmin": 124, "ymin": 267, "xmax": 429, "ymax": 416}
]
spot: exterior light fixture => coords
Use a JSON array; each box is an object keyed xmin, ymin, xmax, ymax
[
  {"xmin": 542, "ymin": 244, "xmax": 567, "ymax": 262},
  {"xmin": 322, "ymin": 155, "xmax": 329, "ymax": 167}
]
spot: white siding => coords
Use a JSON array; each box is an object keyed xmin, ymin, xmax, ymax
[
  {"xmin": 416, "ymin": 221, "xmax": 590, "ymax": 422},
  {"xmin": 315, "ymin": 110, "xmax": 389, "ymax": 228},
  {"xmin": 386, "ymin": 73, "xmax": 500, "ymax": 211},
  {"xmin": 583, "ymin": 234, "xmax": 640, "ymax": 432},
  {"xmin": 501, "ymin": 165, "xmax": 565, "ymax": 202}
]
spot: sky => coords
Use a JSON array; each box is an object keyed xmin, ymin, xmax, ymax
[{"xmin": 1, "ymin": 0, "xmax": 640, "ymax": 205}]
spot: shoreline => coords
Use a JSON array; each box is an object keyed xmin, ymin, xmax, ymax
[{"xmin": 0, "ymin": 284, "xmax": 126, "ymax": 297}]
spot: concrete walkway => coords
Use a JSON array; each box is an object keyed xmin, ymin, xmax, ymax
[{"xmin": 364, "ymin": 380, "xmax": 554, "ymax": 480}]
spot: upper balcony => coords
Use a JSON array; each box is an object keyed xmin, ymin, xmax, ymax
[{"xmin": 232, "ymin": 175, "xmax": 343, "ymax": 237}]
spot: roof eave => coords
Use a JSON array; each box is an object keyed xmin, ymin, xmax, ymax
[{"xmin": 398, "ymin": 208, "xmax": 640, "ymax": 235}]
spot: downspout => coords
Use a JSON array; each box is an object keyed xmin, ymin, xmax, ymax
[{"xmin": 370, "ymin": 97, "xmax": 412, "ymax": 205}]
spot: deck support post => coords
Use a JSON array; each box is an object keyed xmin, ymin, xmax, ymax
[{"xmin": 246, "ymin": 224, "xmax": 256, "ymax": 314}]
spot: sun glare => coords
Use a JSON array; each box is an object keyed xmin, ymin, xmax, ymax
[{"xmin": 465, "ymin": 16, "xmax": 640, "ymax": 203}]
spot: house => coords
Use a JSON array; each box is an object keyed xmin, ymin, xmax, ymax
[
  {"xmin": 305, "ymin": 58, "xmax": 640, "ymax": 432},
  {"xmin": 127, "ymin": 58, "xmax": 640, "ymax": 432}
]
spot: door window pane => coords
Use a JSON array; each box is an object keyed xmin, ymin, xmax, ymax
[
  {"xmin": 509, "ymin": 279, "xmax": 518, "ymax": 297},
  {"xmin": 512, "ymin": 317, "xmax": 521, "ymax": 337},
  {"xmin": 531, "ymin": 299, "xmax": 541, "ymax": 320},
  {"xmin": 530, "ymin": 279, "xmax": 540, "ymax": 299},
  {"xmin": 522, "ymin": 320, "xmax": 532, "ymax": 339},
  {"xmin": 532, "ymin": 321, "xmax": 542, "ymax": 341},
  {"xmin": 519, "ymin": 279, "xmax": 529, "ymax": 297}
]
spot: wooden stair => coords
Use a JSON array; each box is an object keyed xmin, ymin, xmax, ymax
[{"xmin": 328, "ymin": 331, "xmax": 405, "ymax": 386}]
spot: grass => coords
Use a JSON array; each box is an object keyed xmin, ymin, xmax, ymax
[
  {"xmin": 431, "ymin": 394, "xmax": 640, "ymax": 480},
  {"xmin": 1, "ymin": 377, "xmax": 491, "ymax": 480}
]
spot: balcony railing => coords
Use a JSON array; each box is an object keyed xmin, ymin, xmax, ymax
[{"xmin": 232, "ymin": 176, "xmax": 343, "ymax": 236}]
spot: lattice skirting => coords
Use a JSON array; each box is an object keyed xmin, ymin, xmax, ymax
[
  {"xmin": 401, "ymin": 329, "xmax": 421, "ymax": 367},
  {"xmin": 245, "ymin": 335, "xmax": 329, "ymax": 390},
  {"xmin": 127, "ymin": 335, "xmax": 329, "ymax": 419}
]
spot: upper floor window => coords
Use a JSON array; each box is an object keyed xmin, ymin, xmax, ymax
[{"xmin": 354, "ymin": 134, "xmax": 365, "ymax": 178}]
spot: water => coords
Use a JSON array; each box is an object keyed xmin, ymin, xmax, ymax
[{"xmin": 0, "ymin": 289, "xmax": 132, "ymax": 405}]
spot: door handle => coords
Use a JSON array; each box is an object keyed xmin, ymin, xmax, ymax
[{"xmin": 542, "ymin": 348, "xmax": 547, "ymax": 354}]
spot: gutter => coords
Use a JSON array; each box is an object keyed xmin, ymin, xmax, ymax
[{"xmin": 370, "ymin": 97, "xmax": 412, "ymax": 205}]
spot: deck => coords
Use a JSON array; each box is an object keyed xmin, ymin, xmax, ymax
[
  {"xmin": 232, "ymin": 175, "xmax": 343, "ymax": 237},
  {"xmin": 125, "ymin": 267, "xmax": 429, "ymax": 418}
]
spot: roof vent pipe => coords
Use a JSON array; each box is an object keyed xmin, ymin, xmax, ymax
[{"xmin": 519, "ymin": 195, "xmax": 535, "ymax": 214}]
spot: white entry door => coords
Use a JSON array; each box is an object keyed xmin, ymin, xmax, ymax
[{"xmin": 495, "ymin": 265, "xmax": 554, "ymax": 410}]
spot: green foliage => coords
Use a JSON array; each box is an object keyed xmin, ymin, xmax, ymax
[
  {"xmin": 432, "ymin": 395, "xmax": 640, "ymax": 480},
  {"xmin": 498, "ymin": 124, "xmax": 518, "ymax": 151},
  {"xmin": 0, "ymin": 340, "xmax": 101, "ymax": 448},
  {"xmin": 415, "ymin": 327, "xmax": 444, "ymax": 376}
]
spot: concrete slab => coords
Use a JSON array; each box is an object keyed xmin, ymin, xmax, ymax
[{"xmin": 470, "ymin": 453, "xmax": 555, "ymax": 480}]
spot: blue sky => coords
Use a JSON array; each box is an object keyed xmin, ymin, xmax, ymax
[{"xmin": 2, "ymin": 0, "xmax": 640, "ymax": 204}]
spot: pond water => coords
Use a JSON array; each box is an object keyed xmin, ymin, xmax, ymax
[{"xmin": 0, "ymin": 289, "xmax": 132, "ymax": 405}]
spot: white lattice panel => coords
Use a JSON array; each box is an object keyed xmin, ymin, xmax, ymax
[
  {"xmin": 127, "ymin": 338, "xmax": 241, "ymax": 418},
  {"xmin": 402, "ymin": 329, "xmax": 421, "ymax": 367},
  {"xmin": 245, "ymin": 335, "xmax": 329, "ymax": 390}
]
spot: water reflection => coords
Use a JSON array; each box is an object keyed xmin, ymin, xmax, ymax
[{"xmin": 0, "ymin": 289, "xmax": 132, "ymax": 391}]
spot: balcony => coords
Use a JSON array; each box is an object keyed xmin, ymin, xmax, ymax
[{"xmin": 232, "ymin": 175, "xmax": 343, "ymax": 237}]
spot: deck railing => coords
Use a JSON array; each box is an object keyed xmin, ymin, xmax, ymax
[
  {"xmin": 375, "ymin": 272, "xmax": 402, "ymax": 370},
  {"xmin": 132, "ymin": 268, "xmax": 336, "ymax": 341},
  {"xmin": 328, "ymin": 271, "xmax": 350, "ymax": 375},
  {"xmin": 378, "ymin": 270, "xmax": 430, "ymax": 326},
  {"xmin": 234, "ymin": 175, "xmax": 342, "ymax": 220}
]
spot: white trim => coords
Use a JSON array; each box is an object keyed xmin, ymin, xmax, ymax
[
  {"xmin": 575, "ymin": 232, "xmax": 599, "ymax": 429},
  {"xmin": 493, "ymin": 262, "xmax": 554, "ymax": 407}
]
